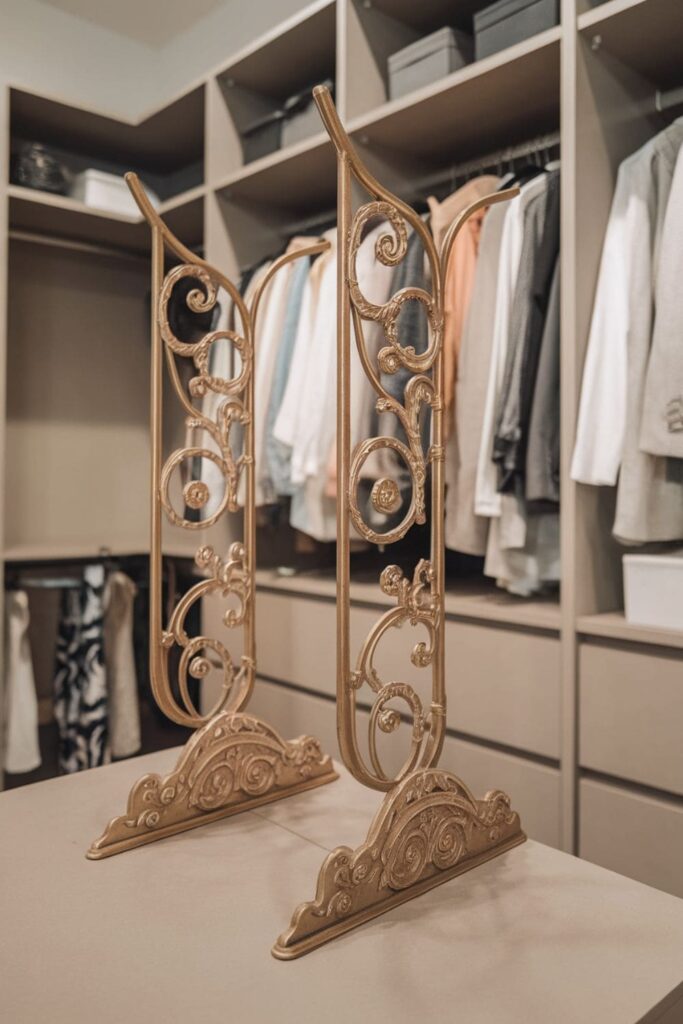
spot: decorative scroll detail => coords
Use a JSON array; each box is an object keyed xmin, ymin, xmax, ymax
[
  {"xmin": 158, "ymin": 542, "xmax": 252, "ymax": 722},
  {"xmin": 273, "ymin": 767, "xmax": 525, "ymax": 959},
  {"xmin": 88, "ymin": 176, "xmax": 338, "ymax": 862},
  {"xmin": 347, "ymin": 200, "xmax": 443, "ymax": 547},
  {"xmin": 157, "ymin": 261, "xmax": 251, "ymax": 531},
  {"xmin": 349, "ymin": 560, "xmax": 439, "ymax": 782},
  {"xmin": 87, "ymin": 711, "xmax": 338, "ymax": 860}
]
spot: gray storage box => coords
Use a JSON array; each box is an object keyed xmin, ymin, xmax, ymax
[
  {"xmin": 388, "ymin": 27, "xmax": 473, "ymax": 101},
  {"xmin": 474, "ymin": 0, "xmax": 559, "ymax": 61},
  {"xmin": 282, "ymin": 102, "xmax": 320, "ymax": 148},
  {"xmin": 281, "ymin": 79, "xmax": 332, "ymax": 148},
  {"xmin": 242, "ymin": 109, "xmax": 284, "ymax": 164}
]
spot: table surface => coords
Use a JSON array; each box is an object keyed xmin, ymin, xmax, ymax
[{"xmin": 2, "ymin": 748, "xmax": 683, "ymax": 1024}]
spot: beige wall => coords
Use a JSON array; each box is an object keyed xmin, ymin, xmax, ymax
[{"xmin": 1, "ymin": 0, "xmax": 310, "ymax": 120}]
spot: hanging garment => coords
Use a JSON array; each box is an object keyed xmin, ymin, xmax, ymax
[
  {"xmin": 475, "ymin": 174, "xmax": 547, "ymax": 519},
  {"xmin": 103, "ymin": 572, "xmax": 140, "ymax": 760},
  {"xmin": 428, "ymin": 176, "xmax": 500, "ymax": 420},
  {"xmin": 287, "ymin": 231, "xmax": 339, "ymax": 542},
  {"xmin": 571, "ymin": 121, "xmax": 683, "ymax": 543},
  {"xmin": 483, "ymin": 510, "xmax": 560, "ymax": 597},
  {"xmin": 526, "ymin": 256, "xmax": 561, "ymax": 506},
  {"xmin": 495, "ymin": 169, "xmax": 560, "ymax": 493},
  {"xmin": 263, "ymin": 251, "xmax": 312, "ymax": 499},
  {"xmin": 247, "ymin": 237, "xmax": 320, "ymax": 507},
  {"xmin": 3, "ymin": 590, "xmax": 41, "ymax": 774},
  {"xmin": 640, "ymin": 146, "xmax": 683, "ymax": 459},
  {"xmin": 445, "ymin": 201, "xmax": 508, "ymax": 555},
  {"xmin": 474, "ymin": 173, "xmax": 559, "ymax": 594},
  {"xmin": 273, "ymin": 232, "xmax": 334, "ymax": 468},
  {"xmin": 53, "ymin": 565, "xmax": 110, "ymax": 773},
  {"xmin": 199, "ymin": 263, "xmax": 271, "ymax": 519},
  {"xmin": 324, "ymin": 219, "xmax": 395, "ymax": 501}
]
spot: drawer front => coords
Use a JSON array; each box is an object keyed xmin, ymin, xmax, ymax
[
  {"xmin": 255, "ymin": 591, "xmax": 337, "ymax": 697},
  {"xmin": 445, "ymin": 620, "xmax": 560, "ymax": 758},
  {"xmin": 580, "ymin": 778, "xmax": 683, "ymax": 899},
  {"xmin": 250, "ymin": 679, "xmax": 561, "ymax": 848},
  {"xmin": 442, "ymin": 734, "xmax": 561, "ymax": 848},
  {"xmin": 580, "ymin": 642, "xmax": 683, "ymax": 796}
]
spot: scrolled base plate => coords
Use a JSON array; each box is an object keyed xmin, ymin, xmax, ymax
[
  {"xmin": 87, "ymin": 711, "xmax": 338, "ymax": 860},
  {"xmin": 273, "ymin": 767, "xmax": 525, "ymax": 959}
]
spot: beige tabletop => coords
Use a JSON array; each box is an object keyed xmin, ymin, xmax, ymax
[{"xmin": 2, "ymin": 749, "xmax": 683, "ymax": 1024}]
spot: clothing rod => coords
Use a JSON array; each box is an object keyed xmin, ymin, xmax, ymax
[
  {"xmin": 411, "ymin": 131, "xmax": 561, "ymax": 196},
  {"xmin": 6, "ymin": 577, "xmax": 83, "ymax": 590},
  {"xmin": 9, "ymin": 228, "xmax": 148, "ymax": 264},
  {"xmin": 280, "ymin": 132, "xmax": 561, "ymax": 240},
  {"xmin": 656, "ymin": 85, "xmax": 683, "ymax": 113}
]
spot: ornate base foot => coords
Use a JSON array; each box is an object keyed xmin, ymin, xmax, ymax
[
  {"xmin": 273, "ymin": 767, "xmax": 525, "ymax": 959},
  {"xmin": 87, "ymin": 712, "xmax": 338, "ymax": 860}
]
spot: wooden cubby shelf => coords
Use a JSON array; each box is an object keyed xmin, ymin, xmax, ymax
[
  {"xmin": 215, "ymin": 131, "xmax": 334, "ymax": 211},
  {"xmin": 577, "ymin": 613, "xmax": 683, "ymax": 651},
  {"xmin": 255, "ymin": 570, "xmax": 561, "ymax": 632},
  {"xmin": 577, "ymin": 0, "xmax": 683, "ymax": 88},
  {"xmin": 347, "ymin": 26, "xmax": 561, "ymax": 166},
  {"xmin": 8, "ymin": 183, "xmax": 205, "ymax": 255}
]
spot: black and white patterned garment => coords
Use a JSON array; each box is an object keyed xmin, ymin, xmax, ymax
[{"xmin": 54, "ymin": 564, "xmax": 111, "ymax": 773}]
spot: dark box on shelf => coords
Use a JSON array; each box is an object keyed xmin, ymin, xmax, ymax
[
  {"xmin": 474, "ymin": 0, "xmax": 559, "ymax": 60},
  {"xmin": 242, "ymin": 109, "xmax": 284, "ymax": 164},
  {"xmin": 281, "ymin": 78, "xmax": 333, "ymax": 149},
  {"xmin": 388, "ymin": 27, "xmax": 473, "ymax": 101}
]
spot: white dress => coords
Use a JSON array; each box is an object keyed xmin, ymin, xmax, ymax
[{"xmin": 3, "ymin": 590, "xmax": 41, "ymax": 774}]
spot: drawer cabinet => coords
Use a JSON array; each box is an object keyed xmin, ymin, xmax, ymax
[
  {"xmin": 580, "ymin": 778, "xmax": 683, "ymax": 899},
  {"xmin": 255, "ymin": 589, "xmax": 561, "ymax": 760},
  {"xmin": 249, "ymin": 678, "xmax": 561, "ymax": 847},
  {"xmin": 580, "ymin": 642, "xmax": 683, "ymax": 796}
]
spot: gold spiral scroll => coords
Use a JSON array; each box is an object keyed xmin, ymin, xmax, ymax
[
  {"xmin": 126, "ymin": 174, "xmax": 329, "ymax": 728},
  {"xmin": 312, "ymin": 87, "xmax": 519, "ymax": 791}
]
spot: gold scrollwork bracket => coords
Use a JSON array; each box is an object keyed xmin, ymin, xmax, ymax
[
  {"xmin": 88, "ymin": 711, "xmax": 338, "ymax": 860},
  {"xmin": 273, "ymin": 767, "xmax": 524, "ymax": 959},
  {"xmin": 87, "ymin": 175, "xmax": 337, "ymax": 860},
  {"xmin": 272, "ymin": 85, "xmax": 526, "ymax": 957}
]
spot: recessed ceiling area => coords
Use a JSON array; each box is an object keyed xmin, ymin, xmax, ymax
[{"xmin": 38, "ymin": 0, "xmax": 229, "ymax": 47}]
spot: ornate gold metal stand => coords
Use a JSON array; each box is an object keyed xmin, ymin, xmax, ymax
[
  {"xmin": 273, "ymin": 87, "xmax": 525, "ymax": 957},
  {"xmin": 88, "ymin": 175, "xmax": 336, "ymax": 860},
  {"xmin": 89, "ymin": 712, "xmax": 333, "ymax": 859}
]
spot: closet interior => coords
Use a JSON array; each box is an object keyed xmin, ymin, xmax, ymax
[{"xmin": 1, "ymin": 0, "xmax": 682, "ymax": 901}]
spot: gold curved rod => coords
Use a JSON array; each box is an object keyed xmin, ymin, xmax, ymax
[
  {"xmin": 250, "ymin": 239, "xmax": 330, "ymax": 336},
  {"xmin": 126, "ymin": 172, "xmax": 249, "ymax": 331},
  {"xmin": 313, "ymin": 86, "xmax": 440, "ymax": 298},
  {"xmin": 440, "ymin": 185, "xmax": 520, "ymax": 280}
]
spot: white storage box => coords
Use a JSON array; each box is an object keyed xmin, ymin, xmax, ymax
[
  {"xmin": 70, "ymin": 169, "xmax": 159, "ymax": 217},
  {"xmin": 388, "ymin": 27, "xmax": 473, "ymax": 101},
  {"xmin": 623, "ymin": 551, "xmax": 683, "ymax": 631}
]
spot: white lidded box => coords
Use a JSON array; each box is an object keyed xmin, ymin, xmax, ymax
[
  {"xmin": 70, "ymin": 169, "xmax": 160, "ymax": 217},
  {"xmin": 623, "ymin": 551, "xmax": 683, "ymax": 631}
]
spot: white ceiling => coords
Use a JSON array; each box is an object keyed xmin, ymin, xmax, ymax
[{"xmin": 38, "ymin": 0, "xmax": 229, "ymax": 47}]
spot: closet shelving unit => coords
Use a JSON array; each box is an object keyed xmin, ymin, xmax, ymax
[{"xmin": 1, "ymin": 0, "xmax": 682, "ymax": 894}]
